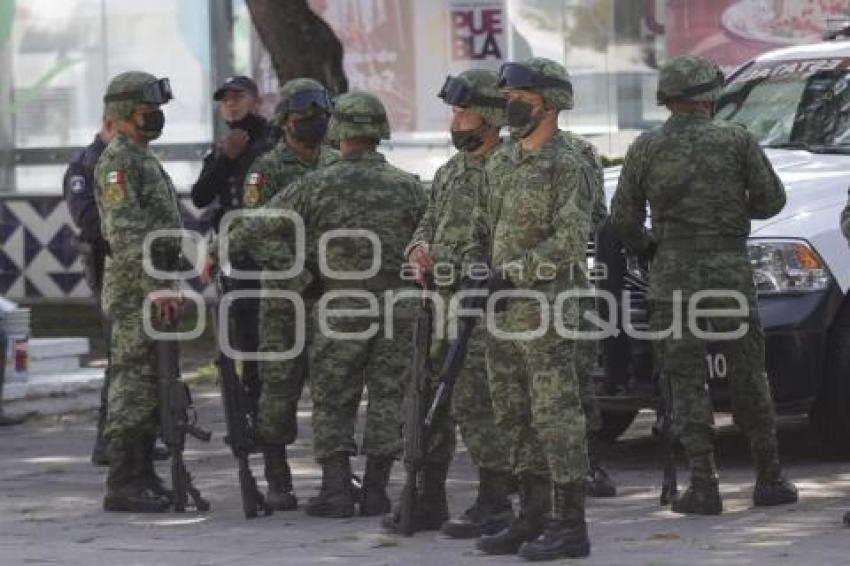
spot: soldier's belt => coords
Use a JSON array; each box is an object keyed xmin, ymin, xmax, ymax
[
  {"xmin": 323, "ymin": 273, "xmax": 407, "ymax": 292},
  {"xmin": 656, "ymin": 236, "xmax": 746, "ymax": 253}
]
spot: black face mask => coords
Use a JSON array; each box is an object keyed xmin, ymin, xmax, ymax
[
  {"xmin": 139, "ymin": 109, "xmax": 165, "ymax": 140},
  {"xmin": 450, "ymin": 124, "xmax": 486, "ymax": 152},
  {"xmin": 290, "ymin": 114, "xmax": 329, "ymax": 147},
  {"xmin": 506, "ymin": 99, "xmax": 544, "ymax": 139},
  {"xmin": 226, "ymin": 114, "xmax": 259, "ymax": 134}
]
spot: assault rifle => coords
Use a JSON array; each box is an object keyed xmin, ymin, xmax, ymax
[
  {"xmin": 399, "ymin": 272, "xmax": 508, "ymax": 536},
  {"xmin": 156, "ymin": 322, "xmax": 211, "ymax": 512},
  {"xmin": 212, "ymin": 276, "xmax": 273, "ymax": 519}
]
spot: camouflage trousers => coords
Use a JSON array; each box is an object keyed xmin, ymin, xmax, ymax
[
  {"xmin": 486, "ymin": 301, "xmax": 588, "ymax": 484},
  {"xmin": 256, "ymin": 295, "xmax": 311, "ymax": 446},
  {"xmin": 575, "ymin": 296, "xmax": 602, "ymax": 436},
  {"xmin": 307, "ymin": 313, "xmax": 411, "ymax": 462},
  {"xmin": 104, "ymin": 310, "xmax": 159, "ymax": 445},
  {"xmin": 425, "ymin": 321, "xmax": 512, "ymax": 473},
  {"xmin": 650, "ymin": 248, "xmax": 778, "ymax": 459}
]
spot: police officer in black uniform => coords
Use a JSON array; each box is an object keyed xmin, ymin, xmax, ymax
[
  {"xmin": 63, "ymin": 119, "xmax": 115, "ymax": 461},
  {"xmin": 190, "ymin": 75, "xmax": 280, "ymax": 420}
]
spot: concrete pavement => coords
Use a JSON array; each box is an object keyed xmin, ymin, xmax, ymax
[{"xmin": 1, "ymin": 385, "xmax": 849, "ymax": 566}]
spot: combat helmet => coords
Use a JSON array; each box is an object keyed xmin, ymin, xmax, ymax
[
  {"xmin": 274, "ymin": 78, "xmax": 332, "ymax": 124},
  {"xmin": 103, "ymin": 71, "xmax": 172, "ymax": 120},
  {"xmin": 327, "ymin": 91, "xmax": 391, "ymax": 141},
  {"xmin": 498, "ymin": 57, "xmax": 573, "ymax": 110},
  {"xmin": 656, "ymin": 55, "xmax": 725, "ymax": 104},
  {"xmin": 438, "ymin": 69, "xmax": 506, "ymax": 127}
]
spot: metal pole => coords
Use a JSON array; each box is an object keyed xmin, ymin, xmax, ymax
[
  {"xmin": 209, "ymin": 0, "xmax": 235, "ymax": 140},
  {"xmin": 0, "ymin": 22, "xmax": 15, "ymax": 193}
]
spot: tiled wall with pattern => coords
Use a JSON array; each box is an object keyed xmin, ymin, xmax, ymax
[{"xmin": 0, "ymin": 196, "xmax": 209, "ymax": 302}]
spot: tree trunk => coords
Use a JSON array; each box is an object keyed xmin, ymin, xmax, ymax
[{"xmin": 245, "ymin": 0, "xmax": 347, "ymax": 95}]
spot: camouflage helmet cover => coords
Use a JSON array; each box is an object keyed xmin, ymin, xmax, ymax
[
  {"xmin": 103, "ymin": 71, "xmax": 169, "ymax": 120},
  {"xmin": 274, "ymin": 78, "xmax": 331, "ymax": 124},
  {"xmin": 657, "ymin": 55, "xmax": 725, "ymax": 104},
  {"xmin": 327, "ymin": 90, "xmax": 391, "ymax": 141},
  {"xmin": 501, "ymin": 57, "xmax": 574, "ymax": 110},
  {"xmin": 440, "ymin": 68, "xmax": 506, "ymax": 127}
]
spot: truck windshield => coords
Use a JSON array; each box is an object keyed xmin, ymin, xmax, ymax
[{"xmin": 715, "ymin": 57, "xmax": 850, "ymax": 151}]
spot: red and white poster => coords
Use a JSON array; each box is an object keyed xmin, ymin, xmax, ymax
[{"xmin": 666, "ymin": 0, "xmax": 850, "ymax": 72}]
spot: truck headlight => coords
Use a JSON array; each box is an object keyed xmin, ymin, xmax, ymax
[{"xmin": 748, "ymin": 239, "xmax": 832, "ymax": 294}]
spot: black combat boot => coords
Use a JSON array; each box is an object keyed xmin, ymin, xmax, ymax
[
  {"xmin": 442, "ymin": 467, "xmax": 514, "ymax": 539},
  {"xmin": 103, "ymin": 439, "xmax": 170, "ymax": 513},
  {"xmin": 360, "ymin": 456, "xmax": 394, "ymax": 516},
  {"xmin": 671, "ymin": 453, "xmax": 722, "ymax": 515},
  {"xmin": 476, "ymin": 473, "xmax": 549, "ymax": 556},
  {"xmin": 264, "ymin": 446, "xmax": 298, "ymax": 511},
  {"xmin": 518, "ymin": 481, "xmax": 591, "ymax": 561},
  {"xmin": 586, "ymin": 435, "xmax": 616, "ymax": 498},
  {"xmin": 752, "ymin": 450, "xmax": 798, "ymax": 507},
  {"xmin": 304, "ymin": 453, "xmax": 355, "ymax": 518},
  {"xmin": 137, "ymin": 435, "xmax": 173, "ymax": 506},
  {"xmin": 381, "ymin": 461, "xmax": 449, "ymax": 532}
]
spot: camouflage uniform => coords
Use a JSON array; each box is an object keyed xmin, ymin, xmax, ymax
[
  {"xmin": 611, "ymin": 55, "xmax": 796, "ymax": 514},
  {"xmin": 222, "ymin": 77, "xmax": 337, "ymax": 511},
  {"xmin": 405, "ymin": 72, "xmax": 512, "ymax": 475},
  {"xmin": 467, "ymin": 59, "xmax": 594, "ymax": 561},
  {"xmin": 468, "ymin": 135, "xmax": 591, "ymax": 484},
  {"xmin": 561, "ymin": 131, "xmax": 606, "ymax": 439},
  {"xmin": 407, "ymin": 149, "xmax": 512, "ymax": 470},
  {"xmin": 559, "ymin": 130, "xmax": 618, "ymax": 497},
  {"xmin": 240, "ymin": 140, "xmax": 337, "ymax": 447},
  {"xmin": 389, "ymin": 69, "xmax": 516, "ymax": 538},
  {"xmin": 95, "ymin": 71, "xmax": 180, "ymax": 512},
  {"xmin": 243, "ymin": 91, "xmax": 426, "ymax": 518}
]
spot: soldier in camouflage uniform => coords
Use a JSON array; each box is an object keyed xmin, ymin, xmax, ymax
[
  {"xmin": 610, "ymin": 55, "xmax": 798, "ymax": 515},
  {"xmin": 209, "ymin": 78, "xmax": 338, "ymax": 511},
  {"xmin": 463, "ymin": 58, "xmax": 592, "ymax": 561},
  {"xmin": 559, "ymin": 129, "xmax": 617, "ymax": 498},
  {"xmin": 381, "ymin": 69, "xmax": 515, "ymax": 538},
  {"xmin": 232, "ymin": 91, "xmax": 425, "ymax": 518},
  {"xmin": 94, "ymin": 71, "xmax": 182, "ymax": 513}
]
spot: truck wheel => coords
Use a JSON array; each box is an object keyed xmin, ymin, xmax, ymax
[
  {"xmin": 598, "ymin": 410, "xmax": 639, "ymax": 442},
  {"xmin": 809, "ymin": 300, "xmax": 850, "ymax": 459}
]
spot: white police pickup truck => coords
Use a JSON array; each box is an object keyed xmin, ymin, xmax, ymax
[{"xmin": 596, "ymin": 34, "xmax": 850, "ymax": 454}]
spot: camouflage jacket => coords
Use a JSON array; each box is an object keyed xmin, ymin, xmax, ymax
[
  {"xmin": 229, "ymin": 150, "xmax": 426, "ymax": 296},
  {"xmin": 610, "ymin": 112, "xmax": 786, "ymax": 256},
  {"xmin": 561, "ymin": 130, "xmax": 606, "ymax": 230},
  {"xmin": 462, "ymin": 132, "xmax": 594, "ymax": 294},
  {"xmin": 94, "ymin": 134, "xmax": 182, "ymax": 316},
  {"xmin": 241, "ymin": 140, "xmax": 339, "ymax": 209},
  {"xmin": 405, "ymin": 144, "xmax": 499, "ymax": 271},
  {"xmin": 284, "ymin": 150, "xmax": 426, "ymax": 291},
  {"xmin": 213, "ymin": 141, "xmax": 337, "ymax": 266}
]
